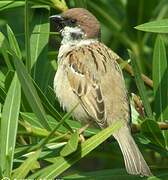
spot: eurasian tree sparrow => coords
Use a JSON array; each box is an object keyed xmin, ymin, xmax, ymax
[{"xmin": 50, "ymin": 8, "xmax": 152, "ymax": 176}]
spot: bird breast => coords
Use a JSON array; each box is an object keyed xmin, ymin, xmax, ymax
[
  {"xmin": 54, "ymin": 40, "xmax": 130, "ymax": 127},
  {"xmin": 54, "ymin": 61, "xmax": 91, "ymax": 124}
]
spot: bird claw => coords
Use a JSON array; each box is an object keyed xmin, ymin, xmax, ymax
[{"xmin": 79, "ymin": 123, "xmax": 91, "ymax": 142}]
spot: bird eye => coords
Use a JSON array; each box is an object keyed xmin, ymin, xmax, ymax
[
  {"xmin": 70, "ymin": 19, "xmax": 76, "ymax": 24},
  {"xmin": 64, "ymin": 18, "xmax": 77, "ymax": 27}
]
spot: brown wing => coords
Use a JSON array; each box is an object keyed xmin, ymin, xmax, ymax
[
  {"xmin": 63, "ymin": 45, "xmax": 108, "ymax": 128},
  {"xmin": 63, "ymin": 42, "xmax": 130, "ymax": 127}
]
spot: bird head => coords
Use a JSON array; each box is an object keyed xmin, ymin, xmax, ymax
[{"xmin": 50, "ymin": 8, "xmax": 100, "ymax": 42}]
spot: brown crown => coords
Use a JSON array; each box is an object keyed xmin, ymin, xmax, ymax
[{"xmin": 63, "ymin": 8, "xmax": 100, "ymax": 39}]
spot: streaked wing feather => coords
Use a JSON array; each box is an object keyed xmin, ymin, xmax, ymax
[{"xmin": 66, "ymin": 48, "xmax": 107, "ymax": 127}]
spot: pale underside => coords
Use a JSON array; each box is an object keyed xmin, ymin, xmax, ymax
[{"xmin": 54, "ymin": 39, "xmax": 130, "ymax": 129}]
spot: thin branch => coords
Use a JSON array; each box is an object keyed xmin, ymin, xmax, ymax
[
  {"xmin": 118, "ymin": 58, "xmax": 153, "ymax": 88},
  {"xmin": 131, "ymin": 122, "xmax": 168, "ymax": 133}
]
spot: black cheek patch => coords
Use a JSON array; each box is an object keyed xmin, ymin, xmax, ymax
[{"xmin": 71, "ymin": 32, "xmax": 83, "ymax": 40}]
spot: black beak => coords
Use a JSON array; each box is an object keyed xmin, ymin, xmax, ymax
[{"xmin": 49, "ymin": 15, "xmax": 65, "ymax": 32}]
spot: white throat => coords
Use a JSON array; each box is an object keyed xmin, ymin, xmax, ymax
[
  {"xmin": 58, "ymin": 26, "xmax": 98, "ymax": 60},
  {"xmin": 61, "ymin": 26, "xmax": 85, "ymax": 45}
]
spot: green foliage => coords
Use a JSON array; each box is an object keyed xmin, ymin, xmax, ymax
[
  {"xmin": 0, "ymin": 0, "xmax": 168, "ymax": 179},
  {"xmin": 60, "ymin": 131, "xmax": 79, "ymax": 157},
  {"xmin": 0, "ymin": 73, "xmax": 21, "ymax": 177},
  {"xmin": 29, "ymin": 122, "xmax": 122, "ymax": 179},
  {"xmin": 141, "ymin": 119, "xmax": 165, "ymax": 148},
  {"xmin": 129, "ymin": 50, "xmax": 153, "ymax": 119},
  {"xmin": 135, "ymin": 19, "xmax": 168, "ymax": 33},
  {"xmin": 63, "ymin": 169, "xmax": 168, "ymax": 180},
  {"xmin": 153, "ymin": 36, "xmax": 168, "ymax": 121},
  {"xmin": 12, "ymin": 149, "xmax": 41, "ymax": 179}
]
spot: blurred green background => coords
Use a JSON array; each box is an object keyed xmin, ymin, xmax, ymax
[{"xmin": 0, "ymin": 0, "xmax": 168, "ymax": 179}]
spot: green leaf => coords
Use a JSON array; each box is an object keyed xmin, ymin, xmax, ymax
[
  {"xmin": 33, "ymin": 104, "xmax": 79, "ymax": 150},
  {"xmin": 28, "ymin": 122, "xmax": 122, "ymax": 179},
  {"xmin": 33, "ymin": 81, "xmax": 72, "ymax": 132},
  {"xmin": 87, "ymin": 1, "xmax": 121, "ymax": 31},
  {"xmin": 50, "ymin": 0, "xmax": 68, "ymax": 11},
  {"xmin": 129, "ymin": 50, "xmax": 153, "ymax": 119},
  {"xmin": 153, "ymin": 35, "xmax": 168, "ymax": 121},
  {"xmin": 0, "ymin": 32, "xmax": 13, "ymax": 70},
  {"xmin": 0, "ymin": 1, "xmax": 24, "ymax": 11},
  {"xmin": 0, "ymin": 86, "xmax": 6, "ymax": 103},
  {"xmin": 153, "ymin": 35, "xmax": 168, "ymax": 149},
  {"xmin": 63, "ymin": 169, "xmax": 145, "ymax": 180},
  {"xmin": 6, "ymin": 25, "xmax": 51, "ymax": 130},
  {"xmin": 12, "ymin": 54, "xmax": 51, "ymax": 130},
  {"xmin": 64, "ymin": 171, "xmax": 167, "ymax": 180},
  {"xmin": 30, "ymin": 8, "xmax": 51, "ymax": 91},
  {"xmin": 135, "ymin": 19, "xmax": 168, "ymax": 33},
  {"xmin": 31, "ymin": 4, "xmax": 50, "ymax": 9},
  {"xmin": 147, "ymin": 176, "xmax": 161, "ymax": 180},
  {"xmin": 4, "ymin": 71, "xmax": 14, "ymax": 92},
  {"xmin": 0, "ymin": 73, "xmax": 21, "ymax": 177},
  {"xmin": 127, "ymin": 0, "xmax": 158, "ymax": 28},
  {"xmin": 74, "ymin": 0, "xmax": 87, "ymax": 8},
  {"xmin": 22, "ymin": 104, "xmax": 78, "ymax": 153},
  {"xmin": 0, "ymin": 32, "xmax": 5, "ymax": 48},
  {"xmin": 0, "ymin": 103, "xmax": 1, "ymax": 130},
  {"xmin": 34, "ymin": 81, "xmax": 62, "ymax": 120},
  {"xmin": 25, "ymin": 0, "xmax": 31, "ymax": 73},
  {"xmin": 141, "ymin": 119, "xmax": 165, "ymax": 148},
  {"xmin": 21, "ymin": 112, "xmax": 99, "ymax": 136},
  {"xmin": 12, "ymin": 150, "xmax": 41, "ymax": 179},
  {"xmin": 7, "ymin": 25, "xmax": 22, "ymax": 60},
  {"xmin": 60, "ymin": 131, "xmax": 79, "ymax": 157}
]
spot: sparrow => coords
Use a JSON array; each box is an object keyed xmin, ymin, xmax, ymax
[{"xmin": 50, "ymin": 8, "xmax": 152, "ymax": 176}]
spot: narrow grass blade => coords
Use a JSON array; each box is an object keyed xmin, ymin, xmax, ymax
[
  {"xmin": 7, "ymin": 25, "xmax": 22, "ymax": 60},
  {"xmin": 25, "ymin": 0, "xmax": 31, "ymax": 73},
  {"xmin": 32, "ymin": 104, "xmax": 79, "ymax": 150},
  {"xmin": 87, "ymin": 1, "xmax": 121, "ymax": 31},
  {"xmin": 63, "ymin": 169, "xmax": 144, "ymax": 180},
  {"xmin": 34, "ymin": 81, "xmax": 62, "ymax": 120},
  {"xmin": 74, "ymin": 0, "xmax": 87, "ymax": 8},
  {"xmin": 5, "ymin": 71, "xmax": 14, "ymax": 92},
  {"xmin": 12, "ymin": 55, "xmax": 51, "ymax": 130},
  {"xmin": 0, "ymin": 1, "xmax": 24, "ymax": 11},
  {"xmin": 129, "ymin": 50, "xmax": 153, "ymax": 119},
  {"xmin": 6, "ymin": 25, "xmax": 51, "ymax": 130},
  {"xmin": 64, "ymin": 170, "xmax": 165, "ymax": 180},
  {"xmin": 0, "ymin": 102, "xmax": 1, "ymax": 127},
  {"xmin": 135, "ymin": 19, "xmax": 168, "ymax": 33},
  {"xmin": 153, "ymin": 35, "xmax": 168, "ymax": 149},
  {"xmin": 0, "ymin": 32, "xmax": 13, "ymax": 70},
  {"xmin": 21, "ymin": 112, "xmax": 99, "ymax": 136},
  {"xmin": 60, "ymin": 131, "xmax": 79, "ymax": 157},
  {"xmin": 33, "ymin": 81, "xmax": 72, "ymax": 132},
  {"xmin": 153, "ymin": 35, "xmax": 168, "ymax": 121},
  {"xmin": 0, "ymin": 86, "xmax": 6, "ymax": 103},
  {"xmin": 30, "ymin": 8, "xmax": 51, "ymax": 91},
  {"xmin": 0, "ymin": 73, "xmax": 21, "ymax": 177},
  {"xmin": 12, "ymin": 150, "xmax": 41, "ymax": 179},
  {"xmin": 28, "ymin": 122, "xmax": 122, "ymax": 179}
]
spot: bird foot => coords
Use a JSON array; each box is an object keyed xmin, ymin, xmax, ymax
[{"xmin": 79, "ymin": 123, "xmax": 90, "ymax": 142}]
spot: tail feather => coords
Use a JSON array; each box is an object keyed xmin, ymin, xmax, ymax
[{"xmin": 113, "ymin": 127, "xmax": 152, "ymax": 176}]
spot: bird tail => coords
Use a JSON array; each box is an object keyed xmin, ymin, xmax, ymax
[{"xmin": 113, "ymin": 127, "xmax": 152, "ymax": 176}]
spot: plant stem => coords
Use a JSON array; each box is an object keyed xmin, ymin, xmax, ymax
[
  {"xmin": 25, "ymin": 0, "xmax": 31, "ymax": 73},
  {"xmin": 131, "ymin": 122, "xmax": 168, "ymax": 133},
  {"xmin": 118, "ymin": 58, "xmax": 153, "ymax": 88}
]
